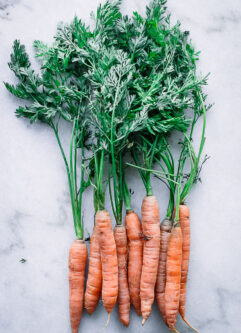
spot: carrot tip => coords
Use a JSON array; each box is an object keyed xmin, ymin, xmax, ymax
[
  {"xmin": 142, "ymin": 318, "xmax": 146, "ymax": 326},
  {"xmin": 99, "ymin": 313, "xmax": 111, "ymax": 333},
  {"xmin": 172, "ymin": 328, "xmax": 179, "ymax": 333},
  {"xmin": 182, "ymin": 317, "xmax": 200, "ymax": 333},
  {"xmin": 105, "ymin": 313, "xmax": 111, "ymax": 328}
]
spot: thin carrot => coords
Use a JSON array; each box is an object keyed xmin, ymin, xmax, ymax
[
  {"xmin": 69, "ymin": 240, "xmax": 88, "ymax": 333},
  {"xmin": 165, "ymin": 226, "xmax": 182, "ymax": 331},
  {"xmin": 156, "ymin": 218, "xmax": 172, "ymax": 324},
  {"xmin": 84, "ymin": 225, "xmax": 102, "ymax": 315},
  {"xmin": 114, "ymin": 225, "xmax": 130, "ymax": 326},
  {"xmin": 178, "ymin": 204, "xmax": 190, "ymax": 320},
  {"xmin": 125, "ymin": 210, "xmax": 143, "ymax": 316},
  {"xmin": 140, "ymin": 195, "xmax": 160, "ymax": 325},
  {"xmin": 178, "ymin": 205, "xmax": 200, "ymax": 333},
  {"xmin": 96, "ymin": 210, "xmax": 118, "ymax": 314}
]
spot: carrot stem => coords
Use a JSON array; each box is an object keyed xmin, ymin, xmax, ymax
[
  {"xmin": 180, "ymin": 91, "xmax": 206, "ymax": 202},
  {"xmin": 94, "ymin": 149, "xmax": 105, "ymax": 212},
  {"xmin": 123, "ymin": 176, "xmax": 131, "ymax": 212},
  {"xmin": 51, "ymin": 120, "xmax": 82, "ymax": 239},
  {"xmin": 174, "ymin": 180, "xmax": 181, "ymax": 226},
  {"xmin": 166, "ymin": 191, "xmax": 174, "ymax": 220}
]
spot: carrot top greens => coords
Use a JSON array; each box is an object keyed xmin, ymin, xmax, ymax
[
  {"xmin": 5, "ymin": 0, "xmax": 209, "ymax": 229},
  {"xmin": 5, "ymin": 39, "xmax": 91, "ymax": 239}
]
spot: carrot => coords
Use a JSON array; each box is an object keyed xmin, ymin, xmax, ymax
[
  {"xmin": 140, "ymin": 195, "xmax": 160, "ymax": 325},
  {"xmin": 156, "ymin": 218, "xmax": 172, "ymax": 324},
  {"xmin": 165, "ymin": 226, "xmax": 182, "ymax": 331},
  {"xmin": 125, "ymin": 210, "xmax": 143, "ymax": 316},
  {"xmin": 178, "ymin": 204, "xmax": 190, "ymax": 319},
  {"xmin": 96, "ymin": 210, "xmax": 118, "ymax": 315},
  {"xmin": 114, "ymin": 225, "xmax": 130, "ymax": 326},
  {"xmin": 178, "ymin": 205, "xmax": 199, "ymax": 333},
  {"xmin": 84, "ymin": 225, "xmax": 102, "ymax": 314},
  {"xmin": 69, "ymin": 240, "xmax": 88, "ymax": 333}
]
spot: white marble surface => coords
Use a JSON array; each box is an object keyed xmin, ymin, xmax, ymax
[{"xmin": 1, "ymin": 0, "xmax": 241, "ymax": 332}]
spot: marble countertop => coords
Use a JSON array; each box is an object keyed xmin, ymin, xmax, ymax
[{"xmin": 1, "ymin": 0, "xmax": 241, "ymax": 332}]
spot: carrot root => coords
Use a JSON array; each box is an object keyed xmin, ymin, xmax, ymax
[
  {"xmin": 182, "ymin": 317, "xmax": 200, "ymax": 333},
  {"xmin": 69, "ymin": 240, "xmax": 87, "ymax": 333},
  {"xmin": 84, "ymin": 225, "xmax": 102, "ymax": 315},
  {"xmin": 156, "ymin": 219, "xmax": 172, "ymax": 324},
  {"xmin": 140, "ymin": 195, "xmax": 160, "ymax": 323},
  {"xmin": 178, "ymin": 205, "xmax": 190, "ymax": 319},
  {"xmin": 96, "ymin": 210, "xmax": 118, "ymax": 314},
  {"xmin": 125, "ymin": 211, "xmax": 143, "ymax": 316},
  {"xmin": 114, "ymin": 225, "xmax": 130, "ymax": 326},
  {"xmin": 172, "ymin": 328, "xmax": 180, "ymax": 333},
  {"xmin": 99, "ymin": 313, "xmax": 111, "ymax": 333},
  {"xmin": 142, "ymin": 318, "xmax": 146, "ymax": 326},
  {"xmin": 165, "ymin": 226, "xmax": 182, "ymax": 331},
  {"xmin": 105, "ymin": 312, "xmax": 111, "ymax": 328}
]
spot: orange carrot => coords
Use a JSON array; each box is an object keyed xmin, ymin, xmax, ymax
[
  {"xmin": 96, "ymin": 210, "xmax": 118, "ymax": 315},
  {"xmin": 114, "ymin": 225, "xmax": 130, "ymax": 326},
  {"xmin": 84, "ymin": 225, "xmax": 102, "ymax": 314},
  {"xmin": 156, "ymin": 218, "xmax": 172, "ymax": 324},
  {"xmin": 178, "ymin": 204, "xmax": 190, "ymax": 320},
  {"xmin": 165, "ymin": 226, "xmax": 182, "ymax": 331},
  {"xmin": 69, "ymin": 239, "xmax": 87, "ymax": 333},
  {"xmin": 125, "ymin": 211, "xmax": 143, "ymax": 316},
  {"xmin": 140, "ymin": 195, "xmax": 160, "ymax": 325},
  {"xmin": 178, "ymin": 206, "xmax": 199, "ymax": 333}
]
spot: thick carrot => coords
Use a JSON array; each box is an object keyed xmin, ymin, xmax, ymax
[
  {"xmin": 96, "ymin": 210, "xmax": 118, "ymax": 314},
  {"xmin": 125, "ymin": 211, "xmax": 143, "ymax": 316},
  {"xmin": 84, "ymin": 225, "xmax": 102, "ymax": 314},
  {"xmin": 69, "ymin": 240, "xmax": 87, "ymax": 333},
  {"xmin": 114, "ymin": 225, "xmax": 130, "ymax": 326},
  {"xmin": 165, "ymin": 226, "xmax": 182, "ymax": 331},
  {"xmin": 140, "ymin": 195, "xmax": 160, "ymax": 325},
  {"xmin": 156, "ymin": 218, "xmax": 172, "ymax": 324}
]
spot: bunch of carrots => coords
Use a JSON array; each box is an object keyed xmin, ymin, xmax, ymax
[{"xmin": 4, "ymin": 0, "xmax": 210, "ymax": 332}]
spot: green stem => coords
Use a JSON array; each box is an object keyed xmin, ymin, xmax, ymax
[
  {"xmin": 74, "ymin": 125, "xmax": 78, "ymax": 200},
  {"xmin": 116, "ymin": 154, "xmax": 123, "ymax": 225},
  {"xmin": 180, "ymin": 92, "xmax": 206, "ymax": 202},
  {"xmin": 108, "ymin": 161, "xmax": 117, "ymax": 221},
  {"xmin": 93, "ymin": 151, "xmax": 99, "ymax": 213},
  {"xmin": 166, "ymin": 191, "xmax": 174, "ymax": 220},
  {"xmin": 51, "ymin": 121, "xmax": 82, "ymax": 239},
  {"xmin": 77, "ymin": 144, "xmax": 85, "ymax": 240},
  {"xmin": 146, "ymin": 174, "xmax": 153, "ymax": 196},
  {"xmin": 123, "ymin": 177, "xmax": 132, "ymax": 212},
  {"xmin": 69, "ymin": 120, "xmax": 82, "ymax": 238},
  {"xmin": 126, "ymin": 163, "xmax": 179, "ymax": 185},
  {"xmin": 94, "ymin": 149, "xmax": 105, "ymax": 212},
  {"xmin": 131, "ymin": 149, "xmax": 147, "ymax": 190},
  {"xmin": 110, "ymin": 109, "xmax": 119, "ymax": 218},
  {"xmin": 174, "ymin": 180, "xmax": 181, "ymax": 226}
]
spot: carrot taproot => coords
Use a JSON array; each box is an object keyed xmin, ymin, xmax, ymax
[
  {"xmin": 140, "ymin": 195, "xmax": 160, "ymax": 325},
  {"xmin": 95, "ymin": 210, "xmax": 118, "ymax": 315},
  {"xmin": 69, "ymin": 239, "xmax": 87, "ymax": 333},
  {"xmin": 84, "ymin": 225, "xmax": 102, "ymax": 314},
  {"xmin": 178, "ymin": 204, "xmax": 190, "ymax": 319},
  {"xmin": 178, "ymin": 205, "xmax": 200, "ymax": 333},
  {"xmin": 125, "ymin": 210, "xmax": 143, "ymax": 316},
  {"xmin": 165, "ymin": 226, "xmax": 182, "ymax": 331},
  {"xmin": 114, "ymin": 225, "xmax": 130, "ymax": 326},
  {"xmin": 156, "ymin": 218, "xmax": 172, "ymax": 324}
]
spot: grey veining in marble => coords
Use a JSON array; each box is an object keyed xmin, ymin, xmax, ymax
[{"xmin": 1, "ymin": 0, "xmax": 241, "ymax": 332}]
